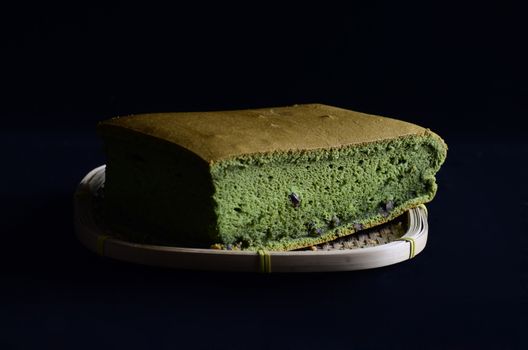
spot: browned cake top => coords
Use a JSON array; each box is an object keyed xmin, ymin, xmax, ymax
[{"xmin": 98, "ymin": 104, "xmax": 430, "ymax": 162}]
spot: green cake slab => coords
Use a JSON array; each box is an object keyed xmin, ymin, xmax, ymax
[{"xmin": 97, "ymin": 104, "xmax": 446, "ymax": 251}]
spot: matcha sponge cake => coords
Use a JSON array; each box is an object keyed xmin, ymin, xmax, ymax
[{"xmin": 98, "ymin": 104, "xmax": 447, "ymax": 251}]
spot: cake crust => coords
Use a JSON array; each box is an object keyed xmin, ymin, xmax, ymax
[{"xmin": 98, "ymin": 104, "xmax": 436, "ymax": 163}]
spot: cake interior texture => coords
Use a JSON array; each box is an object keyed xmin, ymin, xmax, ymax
[{"xmin": 101, "ymin": 125, "xmax": 446, "ymax": 251}]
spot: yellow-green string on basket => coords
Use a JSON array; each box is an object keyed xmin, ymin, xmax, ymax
[
  {"xmin": 397, "ymin": 237, "xmax": 415, "ymax": 259},
  {"xmin": 97, "ymin": 234, "xmax": 110, "ymax": 256},
  {"xmin": 258, "ymin": 249, "xmax": 272, "ymax": 273}
]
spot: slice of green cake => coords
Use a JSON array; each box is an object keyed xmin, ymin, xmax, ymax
[{"xmin": 98, "ymin": 104, "xmax": 447, "ymax": 251}]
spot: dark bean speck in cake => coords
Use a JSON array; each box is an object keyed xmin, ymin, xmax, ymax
[
  {"xmin": 329, "ymin": 216, "xmax": 340, "ymax": 228},
  {"xmin": 379, "ymin": 200, "xmax": 395, "ymax": 218},
  {"xmin": 289, "ymin": 192, "xmax": 301, "ymax": 208},
  {"xmin": 306, "ymin": 222, "xmax": 323, "ymax": 237},
  {"xmin": 353, "ymin": 222, "xmax": 364, "ymax": 231}
]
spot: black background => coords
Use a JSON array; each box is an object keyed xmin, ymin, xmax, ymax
[{"xmin": 1, "ymin": 2, "xmax": 527, "ymax": 349}]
